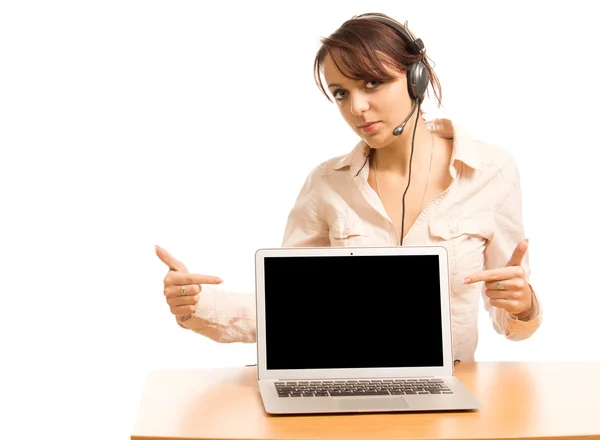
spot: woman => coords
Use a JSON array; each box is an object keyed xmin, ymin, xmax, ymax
[{"xmin": 155, "ymin": 12, "xmax": 541, "ymax": 362}]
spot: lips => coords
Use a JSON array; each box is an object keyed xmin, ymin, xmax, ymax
[
  {"xmin": 358, "ymin": 121, "xmax": 378, "ymax": 128},
  {"xmin": 358, "ymin": 121, "xmax": 380, "ymax": 134}
]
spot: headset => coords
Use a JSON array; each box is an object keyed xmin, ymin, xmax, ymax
[{"xmin": 354, "ymin": 14, "xmax": 431, "ymax": 245}]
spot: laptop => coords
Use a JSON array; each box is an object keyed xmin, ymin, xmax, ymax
[{"xmin": 254, "ymin": 245, "xmax": 481, "ymax": 414}]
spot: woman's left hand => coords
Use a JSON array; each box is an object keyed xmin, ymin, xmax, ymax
[{"xmin": 463, "ymin": 239, "xmax": 533, "ymax": 319}]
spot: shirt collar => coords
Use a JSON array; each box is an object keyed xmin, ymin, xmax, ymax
[{"xmin": 332, "ymin": 118, "xmax": 482, "ymax": 177}]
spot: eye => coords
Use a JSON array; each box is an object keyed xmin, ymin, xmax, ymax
[
  {"xmin": 332, "ymin": 89, "xmax": 348, "ymax": 101},
  {"xmin": 365, "ymin": 80, "xmax": 382, "ymax": 89}
]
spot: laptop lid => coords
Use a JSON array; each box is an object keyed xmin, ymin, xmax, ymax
[{"xmin": 255, "ymin": 245, "xmax": 454, "ymax": 381}]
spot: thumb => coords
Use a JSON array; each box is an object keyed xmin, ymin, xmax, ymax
[
  {"xmin": 506, "ymin": 239, "xmax": 528, "ymax": 267},
  {"xmin": 155, "ymin": 245, "xmax": 188, "ymax": 272}
]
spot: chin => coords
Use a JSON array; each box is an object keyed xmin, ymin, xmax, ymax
[{"xmin": 360, "ymin": 133, "xmax": 392, "ymax": 150}]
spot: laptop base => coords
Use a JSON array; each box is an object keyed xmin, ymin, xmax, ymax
[{"xmin": 259, "ymin": 376, "xmax": 481, "ymax": 414}]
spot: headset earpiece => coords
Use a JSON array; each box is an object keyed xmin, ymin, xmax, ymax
[{"xmin": 407, "ymin": 61, "xmax": 429, "ymax": 102}]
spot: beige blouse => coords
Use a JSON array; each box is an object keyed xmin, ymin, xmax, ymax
[{"xmin": 178, "ymin": 118, "xmax": 542, "ymax": 362}]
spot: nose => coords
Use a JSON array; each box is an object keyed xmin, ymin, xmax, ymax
[{"xmin": 349, "ymin": 92, "xmax": 369, "ymax": 116}]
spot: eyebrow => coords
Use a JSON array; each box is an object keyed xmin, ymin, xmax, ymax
[{"xmin": 327, "ymin": 83, "xmax": 344, "ymax": 89}]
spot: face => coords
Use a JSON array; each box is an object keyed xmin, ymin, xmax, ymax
[{"xmin": 322, "ymin": 54, "xmax": 413, "ymax": 148}]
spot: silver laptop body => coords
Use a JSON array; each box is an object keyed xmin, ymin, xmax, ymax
[{"xmin": 254, "ymin": 245, "xmax": 481, "ymax": 414}]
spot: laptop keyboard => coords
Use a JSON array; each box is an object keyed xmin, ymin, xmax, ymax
[{"xmin": 275, "ymin": 379, "xmax": 454, "ymax": 397}]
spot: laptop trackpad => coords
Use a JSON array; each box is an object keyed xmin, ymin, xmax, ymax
[{"xmin": 336, "ymin": 397, "xmax": 409, "ymax": 411}]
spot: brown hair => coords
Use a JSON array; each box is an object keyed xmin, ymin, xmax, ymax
[{"xmin": 313, "ymin": 12, "xmax": 442, "ymax": 107}]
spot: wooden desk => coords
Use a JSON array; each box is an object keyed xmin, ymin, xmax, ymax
[{"xmin": 131, "ymin": 362, "xmax": 600, "ymax": 440}]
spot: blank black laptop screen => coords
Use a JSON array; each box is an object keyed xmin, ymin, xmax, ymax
[{"xmin": 263, "ymin": 254, "xmax": 444, "ymax": 370}]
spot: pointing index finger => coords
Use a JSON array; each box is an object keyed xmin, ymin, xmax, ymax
[
  {"xmin": 168, "ymin": 272, "xmax": 223, "ymax": 286},
  {"xmin": 464, "ymin": 267, "xmax": 521, "ymax": 284}
]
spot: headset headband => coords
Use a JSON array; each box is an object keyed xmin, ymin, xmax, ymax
[{"xmin": 356, "ymin": 14, "xmax": 425, "ymax": 56}]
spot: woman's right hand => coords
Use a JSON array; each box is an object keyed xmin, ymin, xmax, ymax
[{"xmin": 154, "ymin": 245, "xmax": 223, "ymax": 320}]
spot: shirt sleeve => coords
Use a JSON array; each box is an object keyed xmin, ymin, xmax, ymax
[
  {"xmin": 177, "ymin": 168, "xmax": 329, "ymax": 342},
  {"xmin": 482, "ymin": 157, "xmax": 543, "ymax": 340},
  {"xmin": 281, "ymin": 167, "xmax": 330, "ymax": 247}
]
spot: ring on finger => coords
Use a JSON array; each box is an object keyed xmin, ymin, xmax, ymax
[
  {"xmin": 496, "ymin": 280, "xmax": 506, "ymax": 290},
  {"xmin": 181, "ymin": 285, "xmax": 187, "ymax": 296}
]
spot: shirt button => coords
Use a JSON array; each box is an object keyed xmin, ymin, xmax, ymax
[{"xmin": 450, "ymin": 226, "xmax": 458, "ymax": 233}]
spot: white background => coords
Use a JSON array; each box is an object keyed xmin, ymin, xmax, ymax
[{"xmin": 1, "ymin": 1, "xmax": 599, "ymax": 439}]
